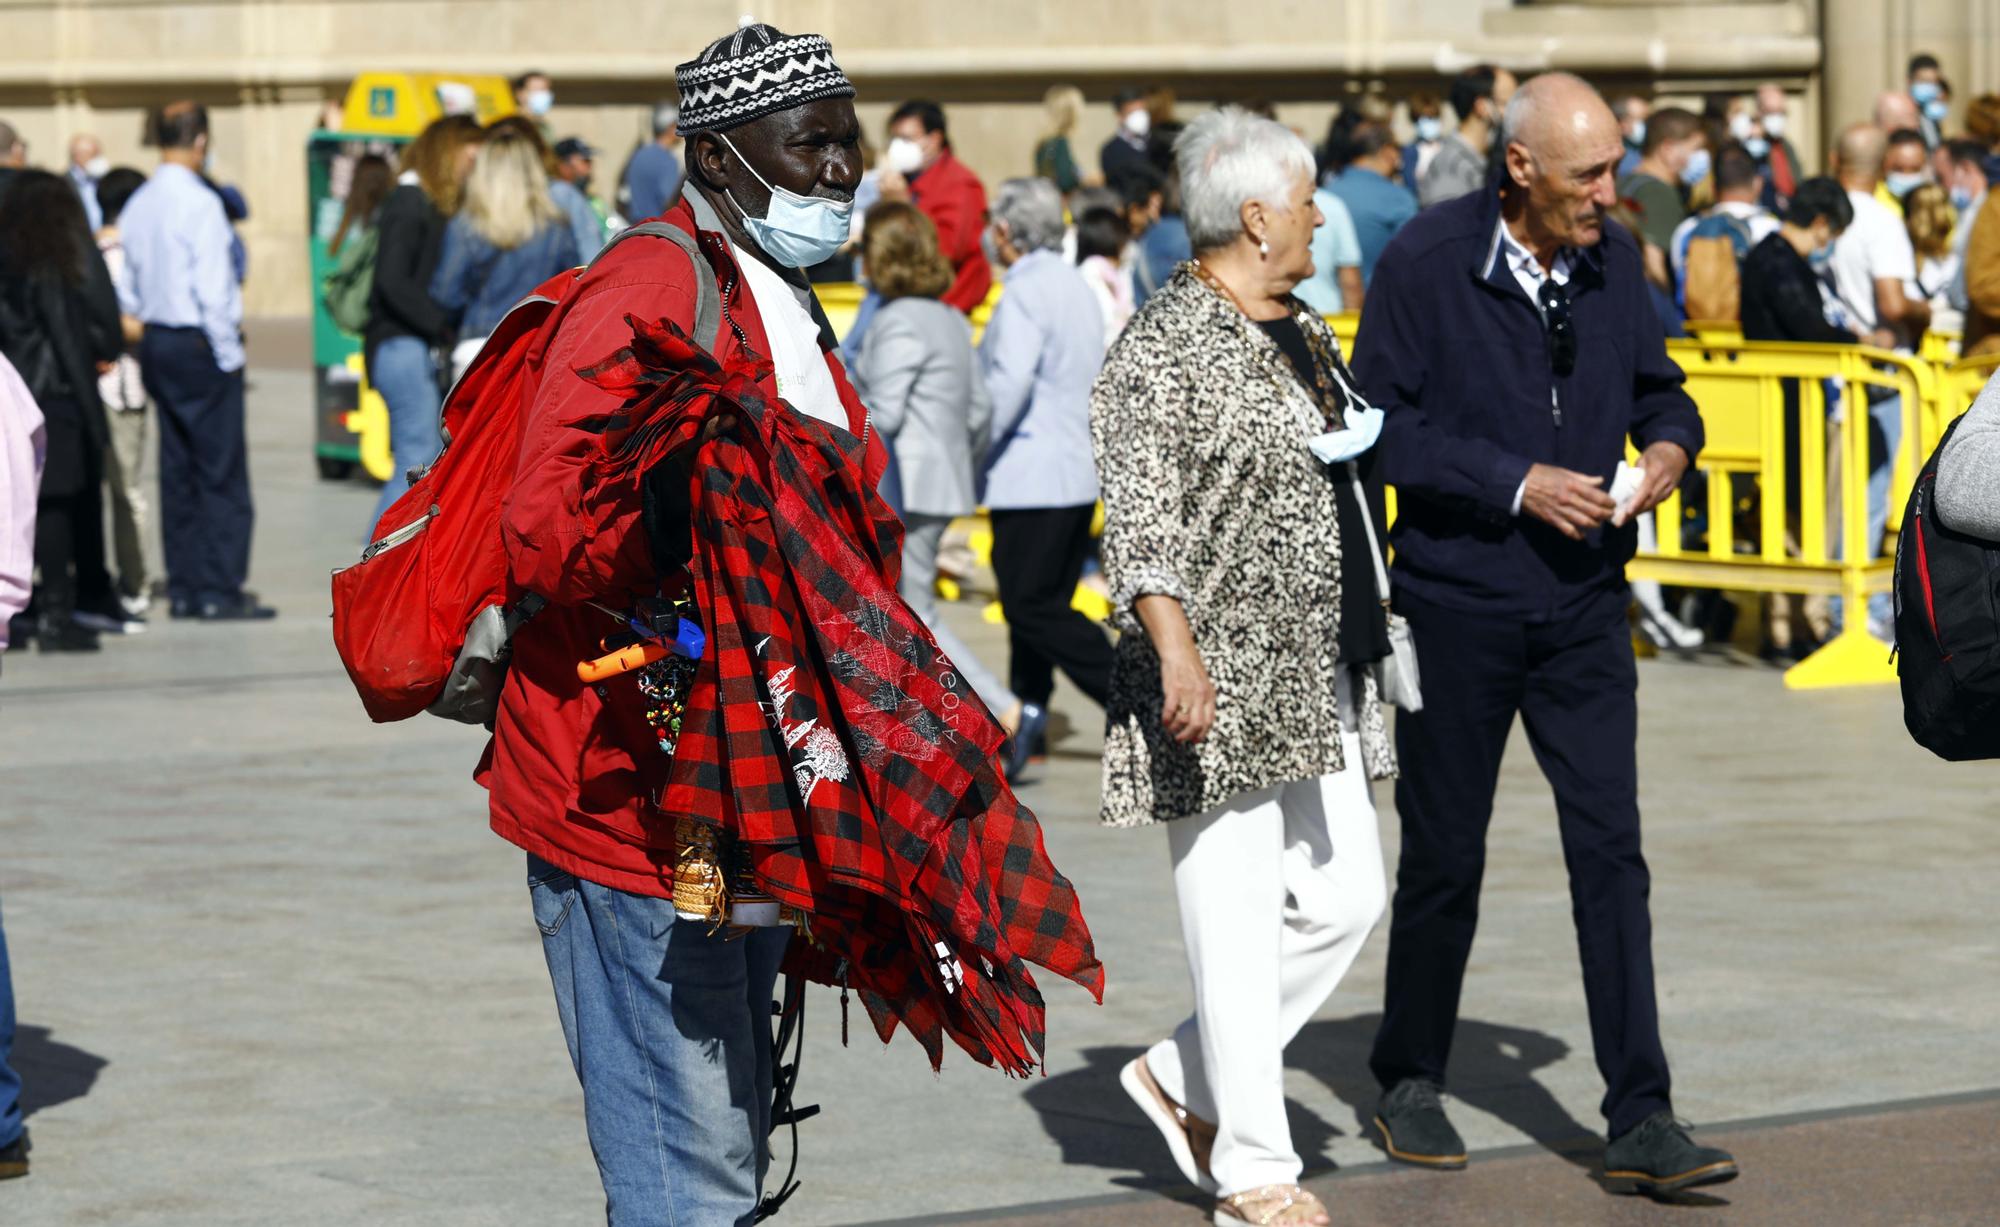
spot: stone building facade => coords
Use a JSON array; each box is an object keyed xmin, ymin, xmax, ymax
[{"xmin": 0, "ymin": 0, "xmax": 1991, "ymax": 314}]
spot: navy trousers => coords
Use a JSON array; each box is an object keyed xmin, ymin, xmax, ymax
[
  {"xmin": 1368, "ymin": 587, "xmax": 1672, "ymax": 1138},
  {"xmin": 139, "ymin": 327, "xmax": 253, "ymax": 607}
]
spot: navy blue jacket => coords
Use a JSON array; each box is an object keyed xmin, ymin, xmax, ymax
[{"xmin": 1351, "ymin": 190, "xmax": 1703, "ymax": 620}]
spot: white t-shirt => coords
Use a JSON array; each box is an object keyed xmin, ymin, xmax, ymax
[
  {"xmin": 1829, "ymin": 188, "xmax": 1917, "ymax": 339},
  {"xmin": 731, "ymin": 245, "xmax": 849, "ymax": 432}
]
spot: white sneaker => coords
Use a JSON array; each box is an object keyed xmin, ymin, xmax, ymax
[
  {"xmin": 1638, "ymin": 606, "xmax": 1704, "ymax": 653},
  {"xmin": 120, "ymin": 593, "xmax": 151, "ymax": 620}
]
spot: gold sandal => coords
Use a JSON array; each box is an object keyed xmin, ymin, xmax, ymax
[
  {"xmin": 1120, "ymin": 1055, "xmax": 1218, "ymax": 1190},
  {"xmin": 1213, "ymin": 1184, "xmax": 1329, "ymax": 1226}
]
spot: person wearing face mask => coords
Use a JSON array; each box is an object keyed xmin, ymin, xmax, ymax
[
  {"xmin": 1753, "ymin": 83, "xmax": 1803, "ymax": 215},
  {"xmin": 1617, "ymin": 106, "xmax": 1706, "ymax": 255},
  {"xmin": 490, "ymin": 25, "xmax": 892, "ymax": 1224},
  {"xmin": 1941, "ymin": 138, "xmax": 1990, "ymax": 313},
  {"xmin": 1740, "ymin": 178, "xmax": 1868, "ymax": 661},
  {"xmin": 1101, "ymin": 87, "xmax": 1154, "ymax": 187},
  {"xmin": 1419, "ymin": 64, "xmax": 1516, "ymax": 208},
  {"xmin": 66, "ymin": 134, "xmax": 108, "ymax": 232},
  {"xmin": 511, "ymin": 69, "xmax": 555, "ymax": 142},
  {"xmin": 1910, "ymin": 53, "xmax": 1947, "ymax": 150},
  {"xmin": 1400, "ymin": 90, "xmax": 1446, "ymax": 194},
  {"xmin": 1879, "ymin": 127, "xmax": 1935, "ymax": 218},
  {"xmin": 874, "ymin": 99, "xmax": 992, "ymax": 314},
  {"xmin": 1614, "ymin": 94, "xmax": 1651, "ymax": 178}
]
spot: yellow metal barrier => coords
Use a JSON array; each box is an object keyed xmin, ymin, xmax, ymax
[
  {"xmin": 817, "ymin": 281, "xmax": 1004, "ymax": 344},
  {"xmin": 821, "ymin": 286, "xmax": 1989, "ymax": 687},
  {"xmin": 1644, "ymin": 338, "xmax": 1928, "ymax": 688}
]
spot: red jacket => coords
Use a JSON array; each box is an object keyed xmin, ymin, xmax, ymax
[
  {"xmin": 478, "ymin": 195, "xmax": 887, "ymax": 897},
  {"xmin": 910, "ymin": 150, "xmax": 993, "ymax": 314}
]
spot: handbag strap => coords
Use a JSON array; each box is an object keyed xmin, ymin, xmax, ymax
[{"xmin": 1347, "ymin": 463, "xmax": 1392, "ymax": 605}]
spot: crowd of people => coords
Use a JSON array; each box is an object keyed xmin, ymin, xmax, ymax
[{"xmin": 3, "ymin": 27, "xmax": 1996, "ymax": 1227}]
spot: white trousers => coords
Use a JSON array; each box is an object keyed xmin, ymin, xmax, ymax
[{"xmin": 1146, "ymin": 727, "xmax": 1386, "ymax": 1196}]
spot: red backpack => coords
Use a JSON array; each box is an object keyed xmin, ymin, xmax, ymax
[{"xmin": 331, "ymin": 222, "xmax": 721, "ymax": 724}]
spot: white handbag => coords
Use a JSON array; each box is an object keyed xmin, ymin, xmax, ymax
[{"xmin": 1348, "ymin": 466, "xmax": 1422, "ymax": 712}]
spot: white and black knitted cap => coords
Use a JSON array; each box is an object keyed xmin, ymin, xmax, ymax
[{"xmin": 675, "ymin": 22, "xmax": 855, "ymax": 135}]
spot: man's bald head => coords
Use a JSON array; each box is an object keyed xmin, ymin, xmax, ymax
[
  {"xmin": 1837, "ymin": 123, "xmax": 1887, "ymax": 183},
  {"xmin": 1503, "ymin": 72, "xmax": 1620, "ymax": 159},
  {"xmin": 1875, "ymin": 91, "xmax": 1920, "ymax": 132},
  {"xmin": 1500, "ymin": 73, "xmax": 1625, "ymax": 252}
]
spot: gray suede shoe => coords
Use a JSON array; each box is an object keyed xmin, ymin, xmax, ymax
[
  {"xmin": 1603, "ymin": 1112, "xmax": 1739, "ymax": 1195},
  {"xmin": 1373, "ymin": 1079, "xmax": 1468, "ymax": 1169}
]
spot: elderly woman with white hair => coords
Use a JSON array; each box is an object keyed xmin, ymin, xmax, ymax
[
  {"xmin": 977, "ymin": 176, "xmax": 1115, "ymax": 770},
  {"xmin": 1094, "ymin": 108, "xmax": 1397, "ymax": 1226}
]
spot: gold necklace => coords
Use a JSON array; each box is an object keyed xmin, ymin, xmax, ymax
[{"xmin": 1188, "ymin": 259, "xmax": 1351, "ymax": 430}]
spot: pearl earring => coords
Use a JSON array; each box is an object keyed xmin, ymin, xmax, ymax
[{"xmin": 1258, "ymin": 238, "xmax": 1269, "ymax": 257}]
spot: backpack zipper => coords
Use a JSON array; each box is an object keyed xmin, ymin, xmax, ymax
[{"xmin": 360, "ymin": 504, "xmax": 439, "ymax": 562}]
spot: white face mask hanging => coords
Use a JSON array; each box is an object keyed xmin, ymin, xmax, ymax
[{"xmin": 715, "ymin": 131, "xmax": 854, "ymax": 268}]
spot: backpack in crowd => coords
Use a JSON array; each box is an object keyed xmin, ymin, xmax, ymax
[
  {"xmin": 1679, "ymin": 212, "xmax": 1755, "ymax": 322},
  {"xmin": 330, "ymin": 221, "xmax": 720, "ymax": 725},
  {"xmin": 320, "ymin": 225, "xmax": 380, "ymax": 335},
  {"xmin": 1893, "ymin": 414, "xmax": 2000, "ymax": 760}
]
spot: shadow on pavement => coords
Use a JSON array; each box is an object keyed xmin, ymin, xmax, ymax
[
  {"xmin": 1023, "ymin": 1015, "xmax": 1609, "ymax": 1199},
  {"xmin": 1286, "ymin": 1013, "xmax": 1601, "ymax": 1170},
  {"xmin": 14, "ymin": 1024, "xmax": 109, "ymax": 1117}
]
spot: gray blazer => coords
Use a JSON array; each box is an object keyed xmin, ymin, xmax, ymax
[{"xmin": 851, "ymin": 296, "xmax": 991, "ymax": 517}]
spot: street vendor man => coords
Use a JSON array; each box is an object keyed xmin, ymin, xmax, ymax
[{"xmin": 478, "ymin": 22, "xmax": 1100, "ymax": 1227}]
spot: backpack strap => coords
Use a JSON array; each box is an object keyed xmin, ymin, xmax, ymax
[{"xmin": 583, "ymin": 221, "xmax": 722, "ymax": 354}]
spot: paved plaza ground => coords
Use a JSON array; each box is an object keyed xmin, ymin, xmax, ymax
[{"xmin": 1, "ymin": 324, "xmax": 1996, "ymax": 1226}]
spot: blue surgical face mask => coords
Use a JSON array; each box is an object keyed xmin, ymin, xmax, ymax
[
  {"xmin": 1886, "ymin": 171, "xmax": 1930, "ymax": 199},
  {"xmin": 717, "ymin": 132, "xmax": 855, "ymax": 269},
  {"xmin": 1953, "ymin": 186, "xmax": 1977, "ymax": 211},
  {"xmin": 1745, "ymin": 136, "xmax": 1771, "ymax": 160},
  {"xmin": 1808, "ymin": 241, "xmax": 1836, "ymax": 274},
  {"xmin": 1308, "ymin": 405, "xmax": 1385, "ymax": 465},
  {"xmin": 1415, "ymin": 116, "xmax": 1443, "ymax": 143},
  {"xmin": 1925, "ymin": 98, "xmax": 1951, "ymax": 122},
  {"xmin": 524, "ymin": 88, "xmax": 553, "ymax": 117},
  {"xmin": 1679, "ymin": 147, "xmax": 1711, "ymax": 187},
  {"xmin": 1912, "ymin": 81, "xmax": 1942, "ymax": 106},
  {"xmin": 1628, "ymin": 121, "xmax": 1646, "ymax": 149}
]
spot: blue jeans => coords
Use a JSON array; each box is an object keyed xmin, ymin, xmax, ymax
[
  {"xmin": 1830, "ymin": 384, "xmax": 1902, "ymax": 633},
  {"xmin": 528, "ymin": 855, "xmax": 788, "ymax": 1227},
  {"xmin": 368, "ymin": 336, "xmax": 444, "ymax": 530},
  {"xmin": 1, "ymin": 894, "xmax": 21, "ymax": 1150}
]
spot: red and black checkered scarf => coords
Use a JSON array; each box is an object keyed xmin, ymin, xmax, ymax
[{"xmin": 579, "ymin": 315, "xmax": 1104, "ymax": 1076}]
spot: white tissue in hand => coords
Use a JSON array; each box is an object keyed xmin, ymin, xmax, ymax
[{"xmin": 1610, "ymin": 461, "xmax": 1645, "ymax": 523}]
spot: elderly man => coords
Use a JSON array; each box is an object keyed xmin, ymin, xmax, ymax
[
  {"xmin": 67, "ymin": 133, "xmax": 106, "ymax": 231},
  {"xmin": 978, "ymin": 177, "xmax": 1113, "ymax": 743},
  {"xmin": 1353, "ymin": 72, "xmax": 1737, "ymax": 1194},
  {"xmin": 494, "ymin": 25, "xmax": 877, "ymax": 1223}
]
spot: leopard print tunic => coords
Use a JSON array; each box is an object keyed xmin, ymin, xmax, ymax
[{"xmin": 1090, "ymin": 265, "xmax": 1396, "ymax": 828}]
